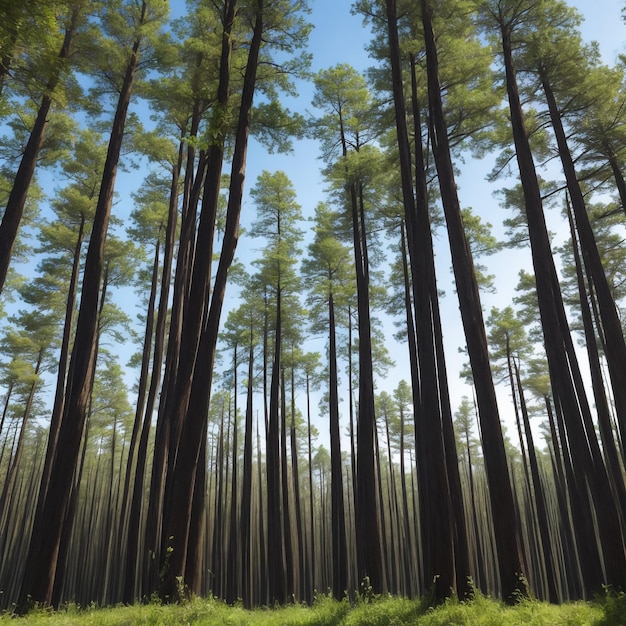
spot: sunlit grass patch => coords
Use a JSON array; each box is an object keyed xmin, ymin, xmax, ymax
[
  {"xmin": 341, "ymin": 594, "xmax": 426, "ymax": 625},
  {"xmin": 0, "ymin": 591, "xmax": 610, "ymax": 625},
  {"xmin": 417, "ymin": 592, "xmax": 601, "ymax": 626}
]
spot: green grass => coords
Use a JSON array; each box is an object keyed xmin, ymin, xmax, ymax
[{"xmin": 1, "ymin": 590, "xmax": 623, "ymax": 625}]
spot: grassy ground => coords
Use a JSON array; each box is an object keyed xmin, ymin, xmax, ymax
[{"xmin": 1, "ymin": 590, "xmax": 623, "ymax": 625}]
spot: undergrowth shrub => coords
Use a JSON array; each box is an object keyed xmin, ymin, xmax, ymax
[{"xmin": 595, "ymin": 588, "xmax": 626, "ymax": 626}]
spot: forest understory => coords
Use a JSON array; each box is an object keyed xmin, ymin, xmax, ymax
[{"xmin": 2, "ymin": 591, "xmax": 624, "ymax": 625}]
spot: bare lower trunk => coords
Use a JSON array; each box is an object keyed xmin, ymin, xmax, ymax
[
  {"xmin": 18, "ymin": 6, "xmax": 144, "ymax": 606},
  {"xmin": 422, "ymin": 0, "xmax": 526, "ymax": 602},
  {"xmin": 159, "ymin": 0, "xmax": 261, "ymax": 599},
  {"xmin": 501, "ymin": 22, "xmax": 626, "ymax": 591}
]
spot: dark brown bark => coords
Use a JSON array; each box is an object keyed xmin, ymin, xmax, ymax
[
  {"xmin": 53, "ymin": 252, "xmax": 108, "ymax": 607},
  {"xmin": 542, "ymin": 71, "xmax": 626, "ymax": 455},
  {"xmin": 306, "ymin": 371, "xmax": 316, "ymax": 599},
  {"xmin": 352, "ymin": 193, "xmax": 385, "ymax": 595},
  {"xmin": 159, "ymin": 0, "xmax": 261, "ymax": 599},
  {"xmin": 50, "ymin": 411, "xmax": 91, "ymax": 607},
  {"xmin": 211, "ymin": 411, "xmax": 226, "ymax": 598},
  {"xmin": 36, "ymin": 215, "xmax": 85, "ymax": 519},
  {"xmin": 383, "ymin": 408, "xmax": 400, "ymax": 592},
  {"xmin": 373, "ymin": 421, "xmax": 390, "ymax": 588},
  {"xmin": 226, "ymin": 341, "xmax": 240, "ymax": 604},
  {"xmin": 501, "ymin": 20, "xmax": 626, "ymax": 591},
  {"xmin": 512, "ymin": 358, "xmax": 558, "ymax": 602},
  {"xmin": 338, "ymin": 113, "xmax": 385, "ymax": 595},
  {"xmin": 117, "ymin": 236, "xmax": 160, "ymax": 594},
  {"xmin": 144, "ymin": 139, "xmax": 207, "ymax": 582},
  {"xmin": 464, "ymin": 416, "xmax": 487, "ymax": 594},
  {"xmin": 18, "ymin": 5, "xmax": 144, "ymax": 606},
  {"xmin": 565, "ymin": 203, "xmax": 626, "ymax": 524},
  {"xmin": 328, "ymin": 291, "xmax": 348, "ymax": 600},
  {"xmin": 141, "ymin": 80, "xmax": 207, "ymax": 594},
  {"xmin": 607, "ymin": 150, "xmax": 626, "ymax": 219},
  {"xmin": 289, "ymin": 367, "xmax": 304, "ymax": 601},
  {"xmin": 266, "ymin": 287, "xmax": 286, "ymax": 604},
  {"xmin": 256, "ymin": 418, "xmax": 267, "ymax": 604},
  {"xmin": 506, "ymin": 344, "xmax": 533, "ymax": 515},
  {"xmin": 184, "ymin": 435, "xmax": 206, "ymax": 595},
  {"xmin": 551, "ymin": 390, "xmax": 604, "ymax": 595},
  {"xmin": 422, "ymin": 0, "xmax": 527, "ymax": 602},
  {"xmin": 385, "ymin": 2, "xmax": 455, "ymax": 598},
  {"xmin": 0, "ymin": 383, "xmax": 14, "ymax": 473},
  {"xmin": 123, "ymin": 142, "xmax": 182, "ymax": 604},
  {"xmin": 347, "ymin": 307, "xmax": 358, "ymax": 555},
  {"xmin": 146, "ymin": 21, "xmax": 231, "ymax": 598},
  {"xmin": 415, "ymin": 38, "xmax": 471, "ymax": 601},
  {"xmin": 280, "ymin": 369, "xmax": 295, "ymax": 598},
  {"xmin": 544, "ymin": 397, "xmax": 583, "ymax": 600},
  {"xmin": 241, "ymin": 329, "xmax": 255, "ymax": 606},
  {"xmin": 397, "ymin": 393, "xmax": 416, "ymax": 596}
]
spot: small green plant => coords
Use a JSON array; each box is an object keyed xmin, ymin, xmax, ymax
[
  {"xmin": 511, "ymin": 572, "xmax": 534, "ymax": 604},
  {"xmin": 158, "ymin": 542, "xmax": 173, "ymax": 585},
  {"xmin": 595, "ymin": 586, "xmax": 626, "ymax": 625},
  {"xmin": 358, "ymin": 576, "xmax": 374, "ymax": 603}
]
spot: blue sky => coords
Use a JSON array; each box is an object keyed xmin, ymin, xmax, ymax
[
  {"xmin": 20, "ymin": 0, "xmax": 625, "ymax": 444},
  {"xmin": 163, "ymin": 0, "xmax": 626, "ymax": 444},
  {"xmin": 240, "ymin": 0, "xmax": 625, "ymax": 444},
  {"xmin": 570, "ymin": 0, "xmax": 624, "ymax": 63}
]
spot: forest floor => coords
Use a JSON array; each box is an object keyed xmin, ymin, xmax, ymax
[{"xmin": 0, "ymin": 590, "xmax": 623, "ymax": 625}]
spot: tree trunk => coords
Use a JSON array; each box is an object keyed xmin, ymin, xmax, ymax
[
  {"xmin": 241, "ymin": 330, "xmax": 255, "ymax": 606},
  {"xmin": 148, "ymin": 2, "xmax": 236, "ymax": 594},
  {"xmin": 398, "ymin": 399, "xmax": 416, "ymax": 596},
  {"xmin": 0, "ymin": 350, "xmax": 42, "ymax": 530},
  {"xmin": 0, "ymin": 6, "xmax": 82, "ymax": 295},
  {"xmin": 0, "ymin": 383, "xmax": 14, "ymax": 472},
  {"xmin": 565, "ymin": 202, "xmax": 626, "ymax": 523},
  {"xmin": 124, "ymin": 156, "xmax": 180, "ymax": 600},
  {"xmin": 226, "ymin": 342, "xmax": 240, "ymax": 604},
  {"xmin": 136, "ymin": 138, "xmax": 184, "ymax": 598},
  {"xmin": 256, "ymin": 417, "xmax": 267, "ymax": 604},
  {"xmin": 159, "ymin": 1, "xmax": 263, "ymax": 599},
  {"xmin": 289, "ymin": 366, "xmax": 304, "ymax": 601},
  {"xmin": 18, "ymin": 5, "xmax": 145, "ymax": 606},
  {"xmin": 422, "ymin": 0, "xmax": 526, "ymax": 602},
  {"xmin": 280, "ymin": 369, "xmax": 294, "ymax": 598},
  {"xmin": 117, "ymin": 237, "xmax": 160, "ymax": 597},
  {"xmin": 607, "ymin": 150, "xmax": 626, "ymax": 219},
  {"xmin": 328, "ymin": 291, "xmax": 348, "ymax": 600},
  {"xmin": 266, "ymin": 286, "xmax": 286, "ymax": 604},
  {"xmin": 341, "ymin": 133, "xmax": 385, "ymax": 594},
  {"xmin": 184, "ymin": 435, "xmax": 206, "ymax": 595},
  {"xmin": 306, "ymin": 372, "xmax": 316, "ymax": 599},
  {"xmin": 513, "ymin": 358, "xmax": 558, "ymax": 602},
  {"xmin": 501, "ymin": 21, "xmax": 626, "ymax": 591},
  {"xmin": 542, "ymin": 71, "xmax": 626, "ymax": 455},
  {"xmin": 36, "ymin": 215, "xmax": 85, "ymax": 520}
]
